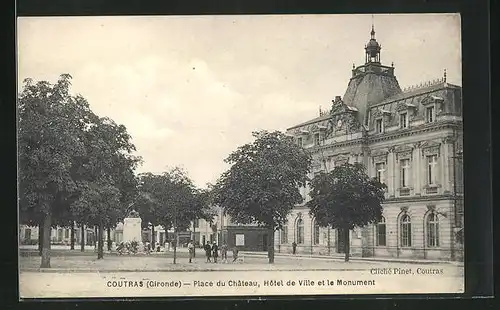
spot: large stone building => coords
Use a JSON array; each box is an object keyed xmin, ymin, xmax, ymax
[{"xmin": 274, "ymin": 26, "xmax": 464, "ymax": 261}]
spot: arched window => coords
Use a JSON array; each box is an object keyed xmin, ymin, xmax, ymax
[
  {"xmin": 296, "ymin": 218, "xmax": 304, "ymax": 244},
  {"xmin": 376, "ymin": 217, "xmax": 386, "ymax": 246},
  {"xmin": 400, "ymin": 214, "xmax": 412, "ymax": 247},
  {"xmin": 427, "ymin": 213, "xmax": 440, "ymax": 247},
  {"xmin": 280, "ymin": 224, "xmax": 288, "ymax": 244},
  {"xmin": 313, "ymin": 221, "xmax": 320, "ymax": 245}
]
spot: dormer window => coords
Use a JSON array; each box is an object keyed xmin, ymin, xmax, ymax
[
  {"xmin": 314, "ymin": 133, "xmax": 321, "ymax": 146},
  {"xmin": 400, "ymin": 112, "xmax": 408, "ymax": 129},
  {"xmin": 426, "ymin": 106, "xmax": 435, "ymax": 123},
  {"xmin": 297, "ymin": 137, "xmax": 303, "ymax": 147},
  {"xmin": 376, "ymin": 118, "xmax": 384, "ymax": 133}
]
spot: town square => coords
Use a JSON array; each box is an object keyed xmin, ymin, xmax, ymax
[{"xmin": 17, "ymin": 14, "xmax": 464, "ymax": 298}]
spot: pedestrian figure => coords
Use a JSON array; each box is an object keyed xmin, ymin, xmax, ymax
[
  {"xmin": 212, "ymin": 242, "xmax": 219, "ymax": 263},
  {"xmin": 292, "ymin": 241, "xmax": 297, "ymax": 254},
  {"xmin": 204, "ymin": 242, "xmax": 212, "ymax": 263},
  {"xmin": 232, "ymin": 246, "xmax": 239, "ymax": 263},
  {"xmin": 188, "ymin": 240, "xmax": 194, "ymax": 263},
  {"xmin": 221, "ymin": 242, "xmax": 228, "ymax": 263}
]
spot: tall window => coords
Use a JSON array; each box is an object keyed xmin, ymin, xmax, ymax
[
  {"xmin": 24, "ymin": 228, "xmax": 31, "ymax": 240},
  {"xmin": 376, "ymin": 217, "xmax": 386, "ymax": 246},
  {"xmin": 426, "ymin": 106, "xmax": 435, "ymax": 123},
  {"xmin": 400, "ymin": 112, "xmax": 408, "ymax": 128},
  {"xmin": 400, "ymin": 159, "xmax": 411, "ymax": 188},
  {"xmin": 376, "ymin": 162, "xmax": 386, "ymax": 184},
  {"xmin": 427, "ymin": 213, "xmax": 440, "ymax": 247},
  {"xmin": 64, "ymin": 229, "xmax": 69, "ymax": 238},
  {"xmin": 314, "ymin": 133, "xmax": 320, "ymax": 146},
  {"xmin": 313, "ymin": 222, "xmax": 320, "ymax": 245},
  {"xmin": 400, "ymin": 214, "xmax": 412, "ymax": 247},
  {"xmin": 58, "ymin": 228, "xmax": 63, "ymax": 241},
  {"xmin": 296, "ymin": 218, "xmax": 304, "ymax": 244},
  {"xmin": 297, "ymin": 137, "xmax": 303, "ymax": 147},
  {"xmin": 281, "ymin": 225, "xmax": 288, "ymax": 244},
  {"xmin": 427, "ymin": 155, "xmax": 438, "ymax": 185},
  {"xmin": 376, "ymin": 119, "xmax": 383, "ymax": 133}
]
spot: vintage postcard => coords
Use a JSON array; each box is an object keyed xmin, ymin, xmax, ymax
[{"xmin": 17, "ymin": 14, "xmax": 464, "ymax": 298}]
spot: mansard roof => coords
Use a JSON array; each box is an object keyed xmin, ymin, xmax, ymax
[
  {"xmin": 287, "ymin": 113, "xmax": 331, "ymax": 130},
  {"xmin": 287, "ymin": 80, "xmax": 462, "ymax": 132},
  {"xmin": 373, "ymin": 81, "xmax": 461, "ymax": 107}
]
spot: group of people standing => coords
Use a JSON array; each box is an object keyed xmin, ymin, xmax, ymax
[{"xmin": 187, "ymin": 240, "xmax": 239, "ymax": 263}]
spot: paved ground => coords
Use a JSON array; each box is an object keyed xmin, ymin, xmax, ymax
[{"xmin": 20, "ymin": 251, "xmax": 381, "ymax": 272}]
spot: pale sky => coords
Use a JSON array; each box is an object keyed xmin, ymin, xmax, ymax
[{"xmin": 17, "ymin": 14, "xmax": 462, "ymax": 188}]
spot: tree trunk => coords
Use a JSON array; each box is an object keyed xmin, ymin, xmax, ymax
[
  {"xmin": 151, "ymin": 225, "xmax": 155, "ymax": 246},
  {"xmin": 40, "ymin": 213, "xmax": 52, "ymax": 268},
  {"xmin": 80, "ymin": 223, "xmax": 85, "ymax": 252},
  {"xmin": 173, "ymin": 228, "xmax": 177, "ymax": 264},
  {"xmin": 70, "ymin": 221, "xmax": 75, "ymax": 250},
  {"xmin": 38, "ymin": 223, "xmax": 44, "ymax": 256},
  {"xmin": 107, "ymin": 227, "xmax": 112, "ymax": 251},
  {"xmin": 97, "ymin": 222, "xmax": 104, "ymax": 259},
  {"xmin": 268, "ymin": 227, "xmax": 275, "ymax": 264},
  {"xmin": 94, "ymin": 226, "xmax": 98, "ymax": 247},
  {"xmin": 344, "ymin": 228, "xmax": 350, "ymax": 262}
]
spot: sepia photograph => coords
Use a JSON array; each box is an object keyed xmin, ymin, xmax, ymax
[{"xmin": 17, "ymin": 14, "xmax": 464, "ymax": 298}]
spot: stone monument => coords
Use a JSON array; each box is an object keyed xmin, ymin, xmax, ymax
[{"xmin": 123, "ymin": 209, "xmax": 142, "ymax": 243}]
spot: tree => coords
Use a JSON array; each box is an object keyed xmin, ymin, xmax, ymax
[
  {"xmin": 306, "ymin": 163, "xmax": 386, "ymax": 262},
  {"xmin": 136, "ymin": 173, "xmax": 165, "ymax": 247},
  {"xmin": 213, "ymin": 130, "xmax": 311, "ymax": 263},
  {"xmin": 136, "ymin": 168, "xmax": 211, "ymax": 263},
  {"xmin": 18, "ymin": 74, "xmax": 95, "ymax": 268},
  {"xmin": 70, "ymin": 116, "xmax": 140, "ymax": 259}
]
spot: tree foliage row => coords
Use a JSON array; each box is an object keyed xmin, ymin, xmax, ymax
[
  {"xmin": 18, "ymin": 74, "xmax": 141, "ymax": 267},
  {"xmin": 213, "ymin": 130, "xmax": 386, "ymax": 263}
]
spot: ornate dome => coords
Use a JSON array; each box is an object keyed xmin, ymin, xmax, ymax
[
  {"xmin": 365, "ymin": 26, "xmax": 381, "ymax": 61},
  {"xmin": 367, "ymin": 38, "xmax": 380, "ymax": 48}
]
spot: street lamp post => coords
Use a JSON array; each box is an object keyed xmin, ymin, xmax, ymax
[{"xmin": 192, "ymin": 218, "xmax": 196, "ymax": 258}]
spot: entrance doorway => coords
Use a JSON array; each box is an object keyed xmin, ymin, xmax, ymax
[
  {"xmin": 336, "ymin": 229, "xmax": 347, "ymax": 253},
  {"xmin": 262, "ymin": 234, "xmax": 268, "ymax": 251}
]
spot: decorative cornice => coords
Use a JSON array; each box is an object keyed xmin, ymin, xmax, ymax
[
  {"xmin": 371, "ymin": 148, "xmax": 389, "ymax": 157},
  {"xmin": 396, "ymin": 101, "xmax": 417, "ymax": 112},
  {"xmin": 310, "ymin": 121, "xmax": 461, "ymax": 153},
  {"xmin": 442, "ymin": 136, "xmax": 456, "ymax": 144},
  {"xmin": 293, "ymin": 194, "xmax": 455, "ymax": 208},
  {"xmin": 395, "ymin": 144, "xmax": 414, "ymax": 160},
  {"xmin": 394, "ymin": 144, "xmax": 413, "ymax": 153},
  {"xmin": 383, "ymin": 194, "xmax": 454, "ymax": 203},
  {"xmin": 367, "ymin": 121, "xmax": 461, "ymax": 144}
]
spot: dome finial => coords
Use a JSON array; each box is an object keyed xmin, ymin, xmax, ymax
[{"xmin": 371, "ymin": 14, "xmax": 375, "ymax": 39}]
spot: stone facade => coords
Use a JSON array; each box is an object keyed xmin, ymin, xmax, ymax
[{"xmin": 275, "ymin": 27, "xmax": 464, "ymax": 261}]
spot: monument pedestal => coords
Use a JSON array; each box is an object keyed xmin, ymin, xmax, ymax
[{"xmin": 123, "ymin": 217, "xmax": 142, "ymax": 243}]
